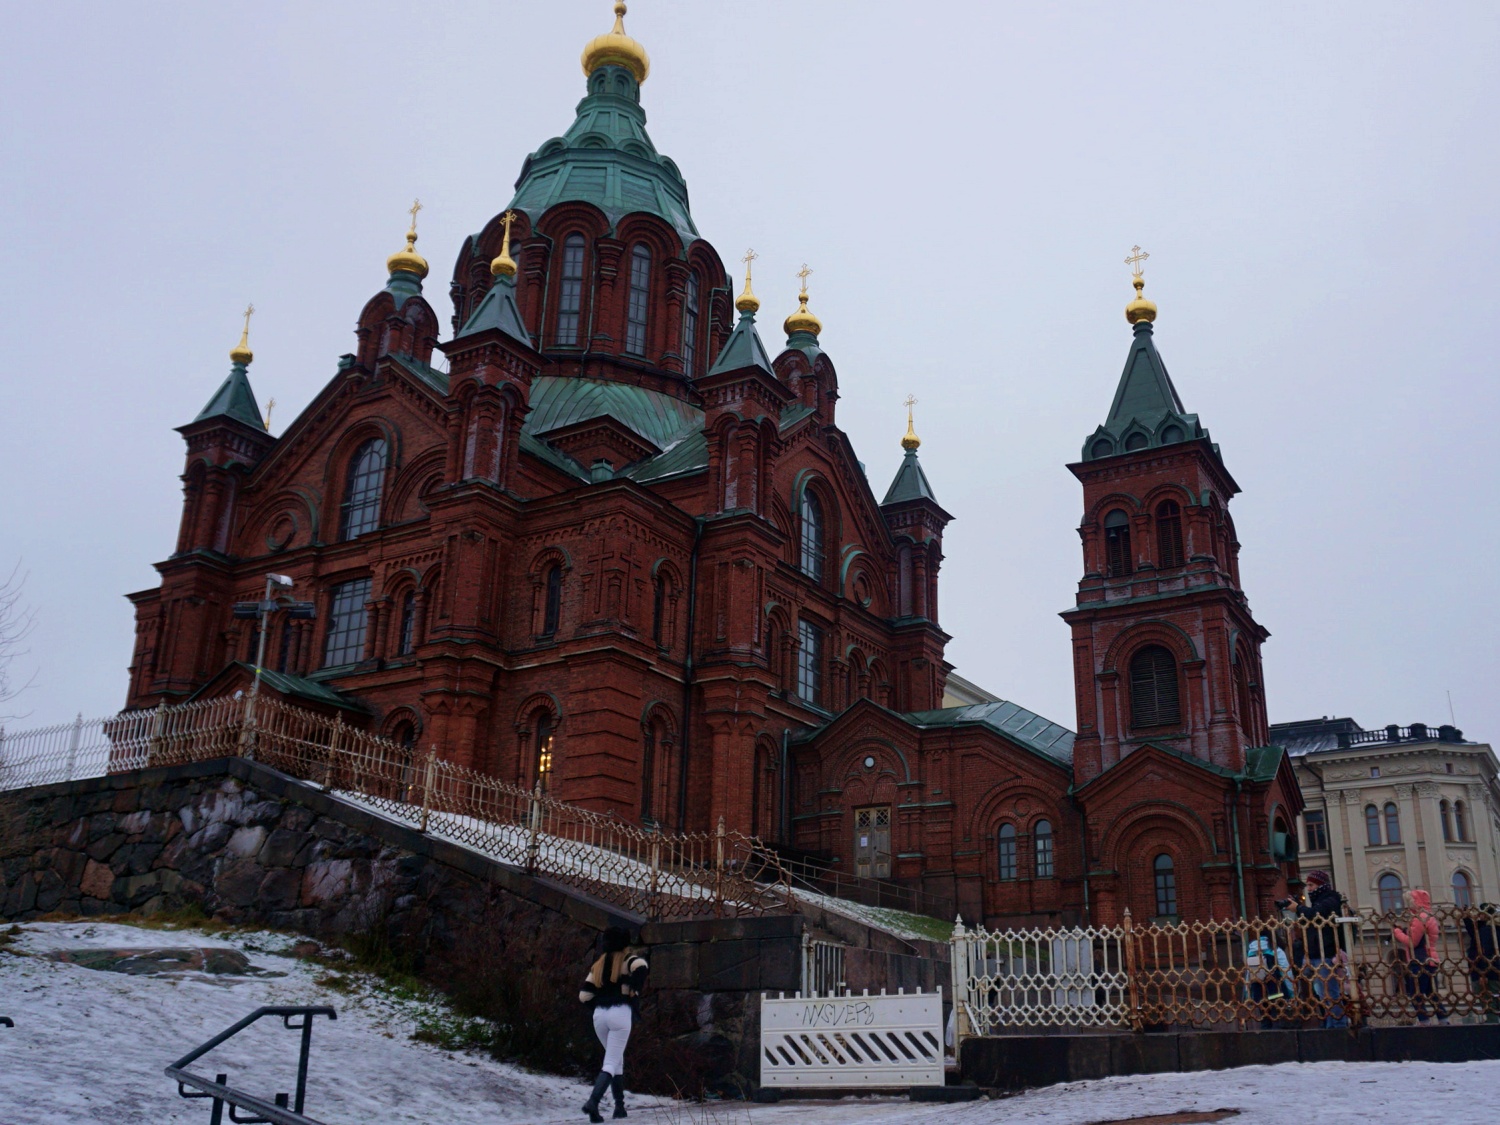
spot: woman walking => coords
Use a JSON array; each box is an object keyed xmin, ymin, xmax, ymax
[{"xmin": 579, "ymin": 926, "xmax": 649, "ymax": 1122}]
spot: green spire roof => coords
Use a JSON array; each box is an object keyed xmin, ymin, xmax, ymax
[
  {"xmin": 882, "ymin": 449, "xmax": 940, "ymax": 505},
  {"xmin": 507, "ymin": 65, "xmax": 697, "ymax": 243},
  {"xmin": 193, "ymin": 361, "xmax": 263, "ymax": 430},
  {"xmin": 456, "ymin": 274, "xmax": 532, "ymax": 346},
  {"xmin": 1081, "ymin": 322, "xmax": 1212, "ymax": 461},
  {"xmin": 706, "ymin": 310, "xmax": 773, "ymax": 378}
]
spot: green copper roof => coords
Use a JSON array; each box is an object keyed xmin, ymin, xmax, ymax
[
  {"xmin": 507, "ymin": 65, "xmax": 697, "ymax": 244},
  {"xmin": 1081, "ymin": 322, "xmax": 1213, "ymax": 461},
  {"xmin": 905, "ymin": 700, "xmax": 1076, "ymax": 765},
  {"xmin": 193, "ymin": 362, "xmax": 264, "ymax": 430},
  {"xmin": 783, "ymin": 329, "xmax": 823, "ymax": 362},
  {"xmin": 457, "ymin": 274, "xmax": 532, "ymax": 345},
  {"xmin": 881, "ymin": 449, "xmax": 939, "ymax": 506},
  {"xmin": 189, "ymin": 662, "xmax": 368, "ymax": 714},
  {"xmin": 706, "ymin": 311, "xmax": 774, "ymax": 378},
  {"xmin": 524, "ymin": 376, "xmax": 702, "ymax": 449}
]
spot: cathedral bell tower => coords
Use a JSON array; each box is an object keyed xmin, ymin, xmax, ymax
[{"xmin": 1064, "ymin": 252, "xmax": 1270, "ymax": 784}]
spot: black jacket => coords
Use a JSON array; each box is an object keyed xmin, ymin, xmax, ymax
[
  {"xmin": 1295, "ymin": 885, "xmax": 1345, "ymax": 960},
  {"xmin": 1464, "ymin": 915, "xmax": 1500, "ymax": 968},
  {"xmin": 579, "ymin": 951, "xmax": 650, "ymax": 1010}
]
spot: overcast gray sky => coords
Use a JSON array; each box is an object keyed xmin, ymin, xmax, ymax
[{"xmin": 1, "ymin": 1, "xmax": 1496, "ymax": 743}]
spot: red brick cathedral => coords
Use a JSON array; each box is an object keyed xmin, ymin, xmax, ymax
[{"xmin": 125, "ymin": 4, "xmax": 1300, "ymax": 926}]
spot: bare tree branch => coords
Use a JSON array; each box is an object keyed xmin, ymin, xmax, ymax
[{"xmin": 0, "ymin": 561, "xmax": 38, "ymax": 721}]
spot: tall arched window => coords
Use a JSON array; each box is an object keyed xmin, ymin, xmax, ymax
[
  {"xmin": 1455, "ymin": 801, "xmax": 1469, "ymax": 842},
  {"xmin": 640, "ymin": 722, "xmax": 657, "ymax": 822},
  {"xmin": 799, "ymin": 489, "xmax": 824, "ymax": 582},
  {"xmin": 556, "ymin": 233, "xmax": 586, "ymax": 346},
  {"xmin": 339, "ymin": 438, "xmax": 388, "ymax": 540},
  {"xmin": 1104, "ymin": 509, "xmax": 1132, "ymax": 577},
  {"xmin": 1156, "ymin": 500, "xmax": 1184, "ymax": 568},
  {"xmin": 797, "ymin": 619, "xmax": 823, "ymax": 706},
  {"xmin": 1453, "ymin": 870, "xmax": 1474, "ymax": 908},
  {"xmin": 534, "ymin": 713, "xmax": 555, "ymax": 792},
  {"xmin": 652, "ymin": 575, "xmax": 667, "ymax": 647},
  {"xmin": 1154, "ymin": 854, "xmax": 1177, "ymax": 917},
  {"xmin": 1365, "ymin": 804, "xmax": 1382, "ymax": 846},
  {"xmin": 1441, "ymin": 800, "xmax": 1453, "ymax": 842},
  {"xmin": 543, "ymin": 565, "xmax": 562, "ymax": 637},
  {"xmin": 1129, "ymin": 645, "xmax": 1180, "ymax": 727},
  {"xmin": 1034, "ymin": 819, "xmax": 1054, "ymax": 879},
  {"xmin": 997, "ymin": 824, "xmax": 1017, "ymax": 881},
  {"xmin": 397, "ymin": 590, "xmax": 417, "ymax": 656},
  {"xmin": 322, "ymin": 577, "xmax": 372, "ymax": 668},
  {"xmin": 626, "ymin": 244, "xmax": 651, "ymax": 354},
  {"xmin": 1384, "ymin": 802, "xmax": 1402, "ymax": 845},
  {"xmin": 1378, "ymin": 872, "xmax": 1403, "ymax": 913},
  {"xmin": 682, "ymin": 273, "xmax": 701, "ymax": 379}
]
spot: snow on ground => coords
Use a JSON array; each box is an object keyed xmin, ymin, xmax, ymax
[{"xmin": 2, "ymin": 920, "xmax": 1488, "ymax": 1124}]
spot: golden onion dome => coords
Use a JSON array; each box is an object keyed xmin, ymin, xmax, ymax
[
  {"xmin": 582, "ymin": 2, "xmax": 650, "ymax": 85},
  {"xmin": 901, "ymin": 397, "xmax": 921, "ymax": 451},
  {"xmin": 229, "ymin": 304, "xmax": 254, "ymax": 366},
  {"xmin": 1125, "ymin": 274, "xmax": 1157, "ymax": 324},
  {"xmin": 784, "ymin": 288, "xmax": 822, "ymax": 337},
  {"xmin": 388, "ymin": 200, "xmax": 429, "ymax": 279},
  {"xmin": 735, "ymin": 249, "xmax": 760, "ymax": 315}
]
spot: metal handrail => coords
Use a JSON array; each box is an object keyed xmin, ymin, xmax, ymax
[
  {"xmin": 165, "ymin": 1006, "xmax": 336, "ymax": 1125},
  {"xmin": 0, "ymin": 1016, "xmax": 12, "ymax": 1027}
]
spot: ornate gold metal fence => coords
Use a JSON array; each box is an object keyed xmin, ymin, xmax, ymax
[
  {"xmin": 0, "ymin": 697, "xmax": 793, "ymax": 922},
  {"xmin": 953, "ymin": 904, "xmax": 1500, "ymax": 1037}
]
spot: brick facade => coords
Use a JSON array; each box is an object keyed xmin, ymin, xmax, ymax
[{"xmin": 123, "ymin": 9, "xmax": 1297, "ymax": 926}]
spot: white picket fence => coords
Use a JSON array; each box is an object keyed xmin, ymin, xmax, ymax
[{"xmin": 759, "ymin": 989, "xmax": 944, "ymax": 1089}]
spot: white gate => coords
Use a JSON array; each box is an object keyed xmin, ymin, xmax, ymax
[
  {"xmin": 801, "ymin": 934, "xmax": 847, "ymax": 995},
  {"xmin": 760, "ymin": 989, "xmax": 944, "ymax": 1089}
]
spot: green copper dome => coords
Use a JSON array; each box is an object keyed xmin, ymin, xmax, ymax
[{"xmin": 507, "ymin": 64, "xmax": 697, "ymax": 244}]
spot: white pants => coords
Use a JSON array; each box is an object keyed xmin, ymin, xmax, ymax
[{"xmin": 592, "ymin": 1004, "xmax": 633, "ymax": 1077}]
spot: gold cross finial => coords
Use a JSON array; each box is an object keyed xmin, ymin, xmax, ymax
[
  {"xmin": 1124, "ymin": 245, "xmax": 1158, "ymax": 324},
  {"xmin": 407, "ymin": 198, "xmax": 423, "ymax": 236},
  {"xmin": 263, "ymin": 397, "xmax": 276, "ymax": 433},
  {"xmin": 902, "ymin": 395, "xmax": 921, "ymax": 451},
  {"xmin": 230, "ymin": 303, "xmax": 255, "ymax": 365},
  {"xmin": 735, "ymin": 248, "xmax": 760, "ymax": 314},
  {"xmin": 490, "ymin": 209, "xmax": 519, "ymax": 278},
  {"xmin": 796, "ymin": 262, "xmax": 812, "ymax": 290},
  {"xmin": 1125, "ymin": 245, "xmax": 1149, "ymax": 278}
]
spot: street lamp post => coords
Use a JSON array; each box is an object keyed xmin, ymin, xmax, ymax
[{"xmin": 232, "ymin": 573, "xmax": 314, "ymax": 759}]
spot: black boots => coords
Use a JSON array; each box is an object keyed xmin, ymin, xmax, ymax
[
  {"xmin": 582, "ymin": 1071, "xmax": 612, "ymax": 1123},
  {"xmin": 611, "ymin": 1074, "xmax": 627, "ymax": 1118}
]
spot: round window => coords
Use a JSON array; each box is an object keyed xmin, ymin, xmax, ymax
[{"xmin": 863, "ymin": 756, "xmax": 876, "ymax": 769}]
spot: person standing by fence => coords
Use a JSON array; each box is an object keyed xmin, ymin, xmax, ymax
[
  {"xmin": 579, "ymin": 926, "xmax": 649, "ymax": 1122},
  {"xmin": 1294, "ymin": 870, "xmax": 1349, "ymax": 1028},
  {"xmin": 1463, "ymin": 903, "xmax": 1500, "ymax": 1022},
  {"xmin": 1394, "ymin": 888, "xmax": 1449, "ymax": 1024},
  {"xmin": 1245, "ymin": 928, "xmax": 1292, "ymax": 1029}
]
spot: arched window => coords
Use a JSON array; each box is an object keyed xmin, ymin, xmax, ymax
[
  {"xmin": 1378, "ymin": 872, "xmax": 1404, "ymax": 913},
  {"xmin": 682, "ymin": 273, "xmax": 701, "ymax": 379},
  {"xmin": 1129, "ymin": 645, "xmax": 1180, "ymax": 727},
  {"xmin": 339, "ymin": 438, "xmax": 388, "ymax": 540},
  {"xmin": 1384, "ymin": 802, "xmax": 1402, "ymax": 845},
  {"xmin": 797, "ymin": 619, "xmax": 823, "ymax": 706},
  {"xmin": 534, "ymin": 713, "xmax": 555, "ymax": 792},
  {"xmin": 625, "ymin": 244, "xmax": 651, "ymax": 354},
  {"xmin": 556, "ymin": 233, "xmax": 586, "ymax": 346},
  {"xmin": 1154, "ymin": 854, "xmax": 1177, "ymax": 917},
  {"xmin": 1156, "ymin": 500, "xmax": 1184, "ymax": 568},
  {"xmin": 640, "ymin": 722, "xmax": 657, "ymax": 822},
  {"xmin": 1034, "ymin": 819, "xmax": 1054, "ymax": 879},
  {"xmin": 1365, "ymin": 804, "xmax": 1382, "ymax": 846},
  {"xmin": 997, "ymin": 824, "xmax": 1017, "ymax": 881},
  {"xmin": 1453, "ymin": 870, "xmax": 1474, "ymax": 908},
  {"xmin": 799, "ymin": 489, "xmax": 825, "ymax": 582},
  {"xmin": 322, "ymin": 577, "xmax": 372, "ymax": 668},
  {"xmin": 1455, "ymin": 801, "xmax": 1469, "ymax": 842},
  {"xmin": 652, "ymin": 575, "xmax": 667, "ymax": 647},
  {"xmin": 1441, "ymin": 800, "xmax": 1453, "ymax": 843},
  {"xmin": 543, "ymin": 565, "xmax": 562, "ymax": 637},
  {"xmin": 1104, "ymin": 509, "xmax": 1132, "ymax": 577},
  {"xmin": 397, "ymin": 590, "xmax": 417, "ymax": 656}
]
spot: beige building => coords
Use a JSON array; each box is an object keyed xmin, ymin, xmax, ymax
[{"xmin": 1277, "ymin": 718, "xmax": 1500, "ymax": 912}]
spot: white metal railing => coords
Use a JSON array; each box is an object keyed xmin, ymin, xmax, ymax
[
  {"xmin": 0, "ymin": 697, "xmax": 792, "ymax": 922},
  {"xmin": 760, "ymin": 988, "xmax": 944, "ymax": 1089},
  {"xmin": 801, "ymin": 934, "xmax": 848, "ymax": 996}
]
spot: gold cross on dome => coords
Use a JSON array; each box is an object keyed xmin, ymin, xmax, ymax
[
  {"xmin": 904, "ymin": 394, "xmax": 918, "ymax": 419},
  {"xmin": 241, "ymin": 303, "xmax": 255, "ymax": 334},
  {"xmin": 408, "ymin": 198, "xmax": 423, "ymax": 234},
  {"xmin": 264, "ymin": 397, "xmax": 276, "ymax": 433},
  {"xmin": 1125, "ymin": 245, "xmax": 1150, "ymax": 278},
  {"xmin": 500, "ymin": 209, "xmax": 516, "ymax": 236},
  {"xmin": 796, "ymin": 263, "xmax": 812, "ymax": 286}
]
